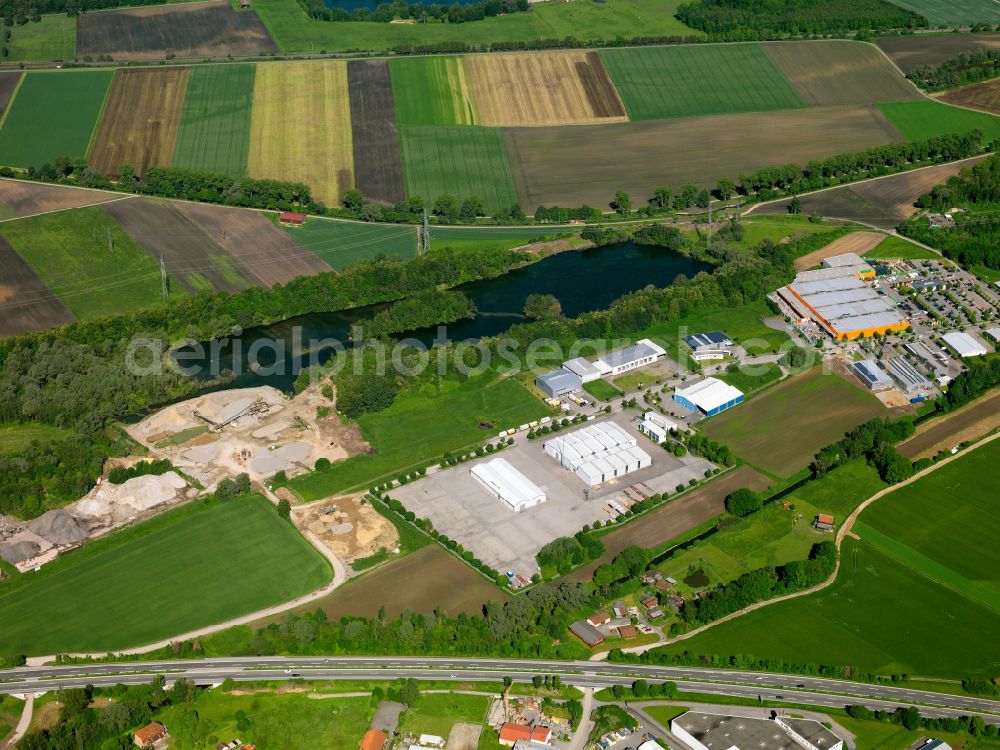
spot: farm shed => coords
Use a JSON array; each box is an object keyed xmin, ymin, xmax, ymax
[
  {"xmin": 133, "ymin": 722, "xmax": 167, "ymax": 748},
  {"xmin": 673, "ymin": 378, "xmax": 744, "ymax": 417},
  {"xmin": 568, "ymin": 619, "xmax": 605, "ymax": 648},
  {"xmin": 470, "ymin": 457, "xmax": 546, "ymax": 513},
  {"xmin": 360, "ymin": 729, "xmax": 388, "ymax": 750},
  {"xmin": 941, "ymin": 331, "xmax": 990, "ymax": 358},
  {"xmin": 813, "ymin": 514, "xmax": 834, "ymax": 531},
  {"xmin": 852, "ymin": 359, "xmax": 894, "ymax": 392},
  {"xmin": 597, "ymin": 338, "xmax": 665, "ymax": 376},
  {"xmin": 543, "ymin": 421, "xmax": 651, "ymax": 487},
  {"xmin": 278, "ymin": 211, "xmax": 307, "ymax": 227},
  {"xmin": 562, "ymin": 356, "xmax": 603, "ymax": 382},
  {"xmin": 535, "ymin": 369, "xmax": 581, "ymax": 398}
]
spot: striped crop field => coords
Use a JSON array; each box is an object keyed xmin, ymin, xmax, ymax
[
  {"xmin": 248, "ymin": 61, "xmax": 354, "ymax": 207},
  {"xmin": 600, "ymin": 43, "xmax": 804, "ymax": 120},
  {"xmin": 399, "ymin": 126, "xmax": 517, "ymax": 214},
  {"xmin": 390, "ymin": 56, "xmax": 476, "ymax": 126},
  {"xmin": 0, "ymin": 70, "xmax": 113, "ymax": 169},
  {"xmin": 172, "ymin": 63, "xmax": 256, "ymax": 176}
]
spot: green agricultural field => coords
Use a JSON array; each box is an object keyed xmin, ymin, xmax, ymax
[
  {"xmin": 0, "ymin": 423, "xmax": 73, "ymax": 453},
  {"xmin": 785, "ymin": 459, "xmax": 887, "ymax": 520},
  {"xmin": 879, "ymin": 99, "xmax": 1000, "ymax": 142},
  {"xmin": 861, "ymin": 442, "xmax": 1000, "ymax": 599},
  {"xmin": 738, "ymin": 215, "xmax": 847, "ymax": 248},
  {"xmin": 0, "ymin": 205, "xmax": 174, "ymax": 319},
  {"xmin": 4, "ymin": 14, "xmax": 76, "ymax": 61},
  {"xmin": 172, "ymin": 63, "xmax": 256, "ymax": 176},
  {"xmin": 600, "ymin": 44, "xmax": 803, "ymax": 120},
  {"xmin": 702, "ymin": 368, "xmax": 887, "ymax": 478},
  {"xmin": 154, "ymin": 690, "xmax": 370, "ymax": 750},
  {"xmin": 398, "ymin": 693, "xmax": 490, "ymax": 737},
  {"xmin": 390, "ymin": 56, "xmax": 476, "ymax": 126},
  {"xmin": 284, "ymin": 218, "xmax": 417, "ymax": 270},
  {"xmin": 583, "ymin": 378, "xmax": 622, "ymax": 401},
  {"xmin": 429, "ymin": 225, "xmax": 569, "ymax": 253},
  {"xmin": 716, "ymin": 362, "xmax": 782, "ymax": 395},
  {"xmin": 889, "ymin": 0, "xmax": 1000, "ymax": 25},
  {"xmin": 253, "ymin": 0, "xmax": 698, "ymax": 55},
  {"xmin": 0, "ymin": 70, "xmax": 113, "ymax": 168},
  {"xmin": 399, "ymin": 126, "xmax": 518, "ymax": 214},
  {"xmin": 287, "ymin": 372, "xmax": 548, "ymax": 500},
  {"xmin": 653, "ymin": 443, "xmax": 1000, "ymax": 678},
  {"xmin": 0, "ymin": 495, "xmax": 330, "ymax": 654},
  {"xmin": 864, "ymin": 234, "xmax": 939, "ymax": 259}
]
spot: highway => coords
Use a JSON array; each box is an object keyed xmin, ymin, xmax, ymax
[{"xmin": 1, "ymin": 657, "xmax": 997, "ymax": 722}]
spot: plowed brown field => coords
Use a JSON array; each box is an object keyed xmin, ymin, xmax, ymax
[
  {"xmin": 0, "ymin": 235, "xmax": 75, "ymax": 338},
  {"xmin": 176, "ymin": 202, "xmax": 333, "ymax": 287},
  {"xmin": 794, "ymin": 231, "xmax": 887, "ymax": 271},
  {"xmin": 503, "ymin": 104, "xmax": 902, "ymax": 211},
  {"xmin": 899, "ymin": 389, "xmax": 1000, "ymax": 460},
  {"xmin": 77, "ymin": 0, "xmax": 277, "ymax": 61},
  {"xmin": 877, "ymin": 33, "xmax": 1000, "ymax": 73},
  {"xmin": 465, "ymin": 51, "xmax": 627, "ymax": 126},
  {"xmin": 89, "ymin": 68, "xmax": 188, "ymax": 177},
  {"xmin": 940, "ymin": 78, "xmax": 1000, "ymax": 115},
  {"xmin": 347, "ymin": 60, "xmax": 405, "ymax": 205},
  {"xmin": 0, "ymin": 179, "xmax": 115, "ymax": 217},
  {"xmin": 0, "ymin": 72, "xmax": 22, "ymax": 123}
]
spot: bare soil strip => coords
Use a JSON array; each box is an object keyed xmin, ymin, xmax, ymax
[
  {"xmin": 940, "ymin": 78, "xmax": 1000, "ymax": 115},
  {"xmin": 0, "ymin": 179, "xmax": 117, "ymax": 218},
  {"xmin": 0, "ymin": 235, "xmax": 75, "ymax": 338},
  {"xmin": 0, "ymin": 72, "xmax": 22, "ymax": 124},
  {"xmin": 176, "ymin": 202, "xmax": 333, "ymax": 287},
  {"xmin": 898, "ymin": 389, "xmax": 1000, "ymax": 460},
  {"xmin": 89, "ymin": 68, "xmax": 189, "ymax": 177},
  {"xmin": 794, "ymin": 231, "xmax": 886, "ymax": 271},
  {"xmin": 347, "ymin": 60, "xmax": 406, "ymax": 205},
  {"xmin": 877, "ymin": 33, "xmax": 1000, "ymax": 73}
]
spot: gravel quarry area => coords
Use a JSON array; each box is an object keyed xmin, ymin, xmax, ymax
[
  {"xmin": 128, "ymin": 385, "xmax": 365, "ymax": 490},
  {"xmin": 294, "ymin": 493, "xmax": 399, "ymax": 569}
]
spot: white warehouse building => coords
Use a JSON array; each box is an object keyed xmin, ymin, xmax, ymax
[
  {"xmin": 597, "ymin": 338, "xmax": 666, "ymax": 376},
  {"xmin": 470, "ymin": 457, "xmax": 546, "ymax": 513},
  {"xmin": 544, "ymin": 421, "xmax": 651, "ymax": 486},
  {"xmin": 941, "ymin": 331, "xmax": 990, "ymax": 358}
]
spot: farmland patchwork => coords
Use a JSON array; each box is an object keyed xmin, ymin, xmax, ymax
[{"xmin": 347, "ymin": 60, "xmax": 406, "ymax": 205}]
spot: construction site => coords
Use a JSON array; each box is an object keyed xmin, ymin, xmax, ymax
[
  {"xmin": 293, "ymin": 493, "xmax": 399, "ymax": 569},
  {"xmin": 126, "ymin": 385, "xmax": 366, "ymax": 491}
]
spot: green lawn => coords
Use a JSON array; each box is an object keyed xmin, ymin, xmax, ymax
[
  {"xmin": 785, "ymin": 459, "xmax": 887, "ymax": 520},
  {"xmin": 0, "ymin": 495, "xmax": 330, "ymax": 655},
  {"xmin": 864, "ymin": 234, "xmax": 939, "ymax": 259},
  {"xmin": 716, "ymin": 362, "xmax": 782, "ymax": 394},
  {"xmin": 399, "ymin": 126, "xmax": 517, "ymax": 214},
  {"xmin": 583, "ymin": 378, "xmax": 622, "ymax": 402},
  {"xmin": 0, "ymin": 70, "xmax": 113, "ymax": 168},
  {"xmin": 4, "ymin": 14, "xmax": 76, "ymax": 61},
  {"xmin": 653, "ymin": 442, "xmax": 1000, "ymax": 678},
  {"xmin": 287, "ymin": 372, "xmax": 549, "ymax": 500},
  {"xmin": 429, "ymin": 225, "xmax": 568, "ymax": 253},
  {"xmin": 0, "ymin": 205, "xmax": 175, "ymax": 319},
  {"xmin": 155, "ymin": 690, "xmax": 371, "ymax": 750},
  {"xmin": 390, "ymin": 56, "xmax": 475, "ymax": 126},
  {"xmin": 889, "ymin": 0, "xmax": 1000, "ymax": 25},
  {"xmin": 172, "ymin": 64, "xmax": 256, "ymax": 176},
  {"xmin": 879, "ymin": 99, "xmax": 1000, "ymax": 142},
  {"xmin": 253, "ymin": 0, "xmax": 698, "ymax": 54},
  {"xmin": 702, "ymin": 368, "xmax": 888, "ymax": 478},
  {"xmin": 398, "ymin": 693, "xmax": 490, "ymax": 737},
  {"xmin": 284, "ymin": 218, "xmax": 417, "ymax": 270},
  {"xmin": 600, "ymin": 44, "xmax": 803, "ymax": 120},
  {"xmin": 738, "ymin": 215, "xmax": 849, "ymax": 248},
  {"xmin": 0, "ymin": 423, "xmax": 73, "ymax": 453}
]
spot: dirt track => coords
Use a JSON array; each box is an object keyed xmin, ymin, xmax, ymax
[{"xmin": 89, "ymin": 68, "xmax": 188, "ymax": 176}]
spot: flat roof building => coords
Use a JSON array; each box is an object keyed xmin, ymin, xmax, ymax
[
  {"xmin": 985, "ymin": 327, "xmax": 1000, "ymax": 345},
  {"xmin": 597, "ymin": 338, "xmax": 665, "ymax": 376},
  {"xmin": 673, "ymin": 377, "xmax": 744, "ymax": 416},
  {"xmin": 886, "ymin": 356, "xmax": 932, "ymax": 395},
  {"xmin": 683, "ymin": 331, "xmax": 733, "ymax": 352},
  {"xmin": 942, "ymin": 331, "xmax": 990, "ymax": 358},
  {"xmin": 778, "ymin": 273, "xmax": 908, "ymax": 340},
  {"xmin": 853, "ymin": 359, "xmax": 894, "ymax": 391},
  {"xmin": 562, "ymin": 357, "xmax": 602, "ymax": 382},
  {"xmin": 671, "ymin": 712, "xmax": 843, "ymax": 750},
  {"xmin": 544, "ymin": 421, "xmax": 651, "ymax": 487},
  {"xmin": 638, "ymin": 411, "xmax": 682, "ymax": 444},
  {"xmin": 535, "ymin": 369, "xmax": 581, "ymax": 398},
  {"xmin": 471, "ymin": 458, "xmax": 546, "ymax": 513}
]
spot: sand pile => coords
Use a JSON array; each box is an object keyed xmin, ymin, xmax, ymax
[
  {"xmin": 28, "ymin": 509, "xmax": 88, "ymax": 545},
  {"xmin": 74, "ymin": 472, "xmax": 187, "ymax": 521}
]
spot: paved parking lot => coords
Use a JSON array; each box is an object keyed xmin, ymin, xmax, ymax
[{"xmin": 391, "ymin": 414, "xmax": 712, "ymax": 577}]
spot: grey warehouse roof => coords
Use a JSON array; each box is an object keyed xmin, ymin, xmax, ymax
[
  {"xmin": 673, "ymin": 712, "xmax": 841, "ymax": 750},
  {"xmin": 683, "ymin": 331, "xmax": 732, "ymax": 349},
  {"xmin": 602, "ymin": 342, "xmax": 658, "ymax": 368},
  {"xmin": 537, "ymin": 369, "xmax": 581, "ymax": 391}
]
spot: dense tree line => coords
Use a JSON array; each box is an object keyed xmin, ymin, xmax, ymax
[
  {"xmin": 355, "ymin": 289, "xmax": 474, "ymax": 340},
  {"xmin": 536, "ymin": 533, "xmax": 604, "ymax": 575},
  {"xmin": 810, "ymin": 417, "xmax": 915, "ymax": 482},
  {"xmin": 296, "ymin": 0, "xmax": 528, "ymax": 24},
  {"xmin": 107, "ymin": 458, "xmax": 174, "ymax": 485},
  {"xmin": 902, "ymin": 153, "xmax": 1000, "ymax": 271},
  {"xmin": 389, "ymin": 34, "xmax": 705, "ymax": 57},
  {"xmin": 737, "ymin": 131, "xmax": 983, "ymax": 198},
  {"xmin": 935, "ymin": 357, "xmax": 1000, "ymax": 413},
  {"xmin": 846, "ymin": 704, "xmax": 998, "ymax": 739},
  {"xmin": 675, "ymin": 0, "xmax": 925, "ymax": 37},
  {"xmin": 670, "ymin": 541, "xmax": 837, "ymax": 634},
  {"xmin": 908, "ymin": 49, "xmax": 1000, "ymax": 90},
  {"xmin": 18, "ymin": 678, "xmax": 196, "ymax": 750}
]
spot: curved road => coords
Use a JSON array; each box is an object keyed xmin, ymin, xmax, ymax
[{"xmin": 1, "ymin": 657, "xmax": 998, "ymax": 723}]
